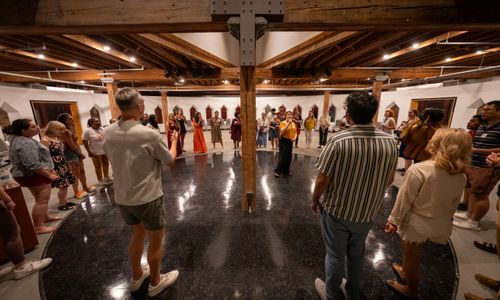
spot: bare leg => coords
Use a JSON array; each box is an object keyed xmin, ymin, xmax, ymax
[
  {"xmin": 469, "ymin": 193, "xmax": 490, "ymax": 222},
  {"xmin": 130, "ymin": 223, "xmax": 146, "ymax": 280},
  {"xmin": 57, "ymin": 187, "xmax": 68, "ymax": 207},
  {"xmin": 27, "ymin": 185, "xmax": 55, "ymax": 234},
  {"xmin": 147, "ymin": 228, "xmax": 165, "ymax": 286},
  {"xmin": 102, "ymin": 155, "xmax": 110, "ymax": 178},
  {"xmin": 69, "ymin": 161, "xmax": 82, "ymax": 195}
]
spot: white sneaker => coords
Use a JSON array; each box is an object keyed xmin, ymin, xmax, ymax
[
  {"xmin": 453, "ymin": 219, "xmax": 481, "ymax": 231},
  {"xmin": 103, "ymin": 177, "xmax": 113, "ymax": 184},
  {"xmin": 130, "ymin": 266, "xmax": 150, "ymax": 292},
  {"xmin": 148, "ymin": 270, "xmax": 179, "ymax": 297},
  {"xmin": 314, "ymin": 278, "xmax": 327, "ymax": 300},
  {"xmin": 0, "ymin": 265, "xmax": 13, "ymax": 278},
  {"xmin": 453, "ymin": 211, "xmax": 469, "ymax": 220},
  {"xmin": 13, "ymin": 258, "xmax": 52, "ymax": 280}
]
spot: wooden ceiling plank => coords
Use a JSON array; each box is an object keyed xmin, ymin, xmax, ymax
[
  {"xmin": 63, "ymin": 34, "xmax": 142, "ymax": 68},
  {"xmin": 360, "ymin": 31, "xmax": 467, "ymax": 66},
  {"xmin": 426, "ymin": 46, "xmax": 500, "ymax": 66},
  {"xmin": 138, "ymin": 33, "xmax": 234, "ymax": 68},
  {"xmin": 258, "ymin": 31, "xmax": 359, "ymax": 69},
  {"xmin": 331, "ymin": 32, "xmax": 409, "ymax": 67},
  {"xmin": 129, "ymin": 34, "xmax": 189, "ymax": 68}
]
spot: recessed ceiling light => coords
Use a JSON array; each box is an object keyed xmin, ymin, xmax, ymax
[
  {"xmin": 383, "ymin": 54, "xmax": 390, "ymax": 60},
  {"xmin": 412, "ymin": 43, "xmax": 420, "ymax": 49},
  {"xmin": 72, "ymin": 62, "xmax": 78, "ymax": 67},
  {"xmin": 445, "ymin": 57, "xmax": 452, "ymax": 62},
  {"xmin": 103, "ymin": 45, "xmax": 111, "ymax": 52},
  {"xmin": 37, "ymin": 54, "xmax": 45, "ymax": 59},
  {"xmin": 476, "ymin": 50, "xmax": 484, "ymax": 55},
  {"xmin": 129, "ymin": 56, "xmax": 136, "ymax": 62}
]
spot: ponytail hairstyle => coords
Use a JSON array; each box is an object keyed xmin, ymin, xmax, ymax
[{"xmin": 425, "ymin": 128, "xmax": 471, "ymax": 174}]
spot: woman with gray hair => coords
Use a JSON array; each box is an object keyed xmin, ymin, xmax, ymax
[{"xmin": 41, "ymin": 121, "xmax": 77, "ymax": 211}]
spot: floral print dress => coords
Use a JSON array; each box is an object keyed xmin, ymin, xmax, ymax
[{"xmin": 48, "ymin": 139, "xmax": 76, "ymax": 189}]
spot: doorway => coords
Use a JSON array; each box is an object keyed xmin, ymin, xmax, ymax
[{"xmin": 30, "ymin": 101, "xmax": 83, "ymax": 144}]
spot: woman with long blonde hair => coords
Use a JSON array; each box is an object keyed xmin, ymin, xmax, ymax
[{"xmin": 385, "ymin": 128, "xmax": 471, "ymax": 298}]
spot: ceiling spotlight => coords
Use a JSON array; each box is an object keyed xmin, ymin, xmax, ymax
[
  {"xmin": 129, "ymin": 56, "xmax": 136, "ymax": 62},
  {"xmin": 178, "ymin": 78, "xmax": 185, "ymax": 83},
  {"xmin": 71, "ymin": 62, "xmax": 78, "ymax": 67},
  {"xmin": 401, "ymin": 78, "xmax": 406, "ymax": 82},
  {"xmin": 37, "ymin": 53, "xmax": 45, "ymax": 59},
  {"xmin": 103, "ymin": 45, "xmax": 111, "ymax": 52},
  {"xmin": 412, "ymin": 43, "xmax": 420, "ymax": 49},
  {"xmin": 383, "ymin": 54, "xmax": 390, "ymax": 60},
  {"xmin": 445, "ymin": 57, "xmax": 452, "ymax": 62},
  {"xmin": 262, "ymin": 79, "xmax": 270, "ymax": 84},
  {"xmin": 476, "ymin": 50, "xmax": 484, "ymax": 55},
  {"xmin": 79, "ymin": 80, "xmax": 86, "ymax": 84},
  {"xmin": 222, "ymin": 79, "xmax": 230, "ymax": 84},
  {"xmin": 319, "ymin": 78, "xmax": 328, "ymax": 82}
]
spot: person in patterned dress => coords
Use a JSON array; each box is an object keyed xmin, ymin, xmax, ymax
[{"xmin": 41, "ymin": 121, "xmax": 77, "ymax": 211}]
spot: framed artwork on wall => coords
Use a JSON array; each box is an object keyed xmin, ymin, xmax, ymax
[{"xmin": 410, "ymin": 97, "xmax": 457, "ymax": 127}]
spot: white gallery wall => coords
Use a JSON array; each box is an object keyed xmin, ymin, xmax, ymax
[{"xmin": 0, "ymin": 78, "xmax": 499, "ymax": 133}]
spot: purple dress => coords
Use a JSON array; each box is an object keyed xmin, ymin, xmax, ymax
[{"xmin": 230, "ymin": 118, "xmax": 242, "ymax": 142}]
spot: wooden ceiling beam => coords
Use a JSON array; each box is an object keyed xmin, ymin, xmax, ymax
[
  {"xmin": 258, "ymin": 32, "xmax": 359, "ymax": 69},
  {"xmin": 360, "ymin": 31, "xmax": 468, "ymax": 66},
  {"xmin": 138, "ymin": 33, "xmax": 234, "ymax": 69},
  {"xmin": 2, "ymin": 1, "xmax": 500, "ymax": 34},
  {"xmin": 128, "ymin": 34, "xmax": 189, "ymax": 68},
  {"xmin": 426, "ymin": 47, "xmax": 500, "ymax": 66}
]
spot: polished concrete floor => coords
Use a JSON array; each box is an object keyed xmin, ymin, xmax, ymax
[{"xmin": 39, "ymin": 151, "xmax": 458, "ymax": 300}]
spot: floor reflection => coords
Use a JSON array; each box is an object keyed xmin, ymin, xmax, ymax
[{"xmin": 40, "ymin": 151, "xmax": 457, "ymax": 300}]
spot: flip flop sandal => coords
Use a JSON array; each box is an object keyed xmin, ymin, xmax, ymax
[
  {"xmin": 473, "ymin": 241, "xmax": 498, "ymax": 255},
  {"xmin": 386, "ymin": 279, "xmax": 419, "ymax": 299},
  {"xmin": 66, "ymin": 202, "xmax": 77, "ymax": 207},
  {"xmin": 58, "ymin": 205, "xmax": 73, "ymax": 211},
  {"xmin": 392, "ymin": 263, "xmax": 407, "ymax": 284}
]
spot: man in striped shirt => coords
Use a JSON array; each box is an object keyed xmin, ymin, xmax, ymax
[
  {"xmin": 454, "ymin": 100, "xmax": 500, "ymax": 231},
  {"xmin": 311, "ymin": 92, "xmax": 398, "ymax": 300}
]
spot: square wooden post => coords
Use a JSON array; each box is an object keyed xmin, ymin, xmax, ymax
[
  {"xmin": 372, "ymin": 80, "xmax": 383, "ymax": 125},
  {"xmin": 106, "ymin": 83, "xmax": 120, "ymax": 119},
  {"xmin": 240, "ymin": 66, "xmax": 256, "ymax": 211},
  {"xmin": 161, "ymin": 91, "xmax": 168, "ymax": 133}
]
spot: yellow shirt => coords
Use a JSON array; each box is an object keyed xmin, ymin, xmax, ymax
[
  {"xmin": 280, "ymin": 120, "xmax": 297, "ymax": 140},
  {"xmin": 304, "ymin": 117, "xmax": 316, "ymax": 130}
]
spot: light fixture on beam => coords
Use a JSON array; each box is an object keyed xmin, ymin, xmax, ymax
[
  {"xmin": 103, "ymin": 45, "xmax": 111, "ymax": 52},
  {"xmin": 129, "ymin": 56, "xmax": 136, "ymax": 62},
  {"xmin": 79, "ymin": 80, "xmax": 86, "ymax": 84},
  {"xmin": 383, "ymin": 54, "xmax": 390, "ymax": 60},
  {"xmin": 222, "ymin": 79, "xmax": 230, "ymax": 84},
  {"xmin": 178, "ymin": 78, "xmax": 185, "ymax": 84},
  {"xmin": 71, "ymin": 62, "xmax": 79, "ymax": 67},
  {"xmin": 445, "ymin": 57, "xmax": 452, "ymax": 62},
  {"xmin": 37, "ymin": 53, "xmax": 45, "ymax": 59},
  {"xmin": 476, "ymin": 50, "xmax": 484, "ymax": 55},
  {"xmin": 412, "ymin": 43, "xmax": 420, "ymax": 49},
  {"xmin": 319, "ymin": 78, "xmax": 328, "ymax": 83},
  {"xmin": 262, "ymin": 79, "xmax": 270, "ymax": 84}
]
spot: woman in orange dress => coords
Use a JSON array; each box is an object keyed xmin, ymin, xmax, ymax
[{"xmin": 192, "ymin": 112, "xmax": 208, "ymax": 153}]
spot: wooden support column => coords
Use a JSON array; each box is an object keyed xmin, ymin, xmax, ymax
[
  {"xmin": 240, "ymin": 66, "xmax": 257, "ymax": 211},
  {"xmin": 161, "ymin": 91, "xmax": 168, "ymax": 133},
  {"xmin": 372, "ymin": 79, "xmax": 383, "ymax": 125},
  {"xmin": 323, "ymin": 91, "xmax": 330, "ymax": 117},
  {"xmin": 106, "ymin": 83, "xmax": 120, "ymax": 119}
]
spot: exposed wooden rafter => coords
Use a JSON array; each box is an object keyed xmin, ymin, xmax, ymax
[
  {"xmin": 258, "ymin": 32, "xmax": 358, "ymax": 69},
  {"xmin": 138, "ymin": 33, "xmax": 234, "ymax": 69}
]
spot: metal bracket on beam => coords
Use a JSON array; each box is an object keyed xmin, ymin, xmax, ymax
[{"xmin": 212, "ymin": 0, "xmax": 284, "ymax": 66}]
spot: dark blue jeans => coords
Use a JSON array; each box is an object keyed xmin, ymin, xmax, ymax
[{"xmin": 320, "ymin": 210, "xmax": 372, "ymax": 300}]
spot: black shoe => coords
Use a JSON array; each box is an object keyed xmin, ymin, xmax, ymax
[
  {"xmin": 66, "ymin": 201, "xmax": 77, "ymax": 207},
  {"xmin": 457, "ymin": 203, "xmax": 468, "ymax": 211},
  {"xmin": 58, "ymin": 204, "xmax": 74, "ymax": 211}
]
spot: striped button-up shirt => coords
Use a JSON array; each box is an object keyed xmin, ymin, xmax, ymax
[
  {"xmin": 316, "ymin": 125, "xmax": 398, "ymax": 223},
  {"xmin": 470, "ymin": 121, "xmax": 500, "ymax": 168}
]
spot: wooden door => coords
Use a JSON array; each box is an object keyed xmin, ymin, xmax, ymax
[{"xmin": 411, "ymin": 97, "xmax": 457, "ymax": 127}]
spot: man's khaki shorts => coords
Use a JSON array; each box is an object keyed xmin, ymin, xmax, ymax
[{"xmin": 466, "ymin": 167, "xmax": 500, "ymax": 196}]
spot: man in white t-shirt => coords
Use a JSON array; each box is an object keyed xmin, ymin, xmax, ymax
[{"xmin": 103, "ymin": 87, "xmax": 179, "ymax": 297}]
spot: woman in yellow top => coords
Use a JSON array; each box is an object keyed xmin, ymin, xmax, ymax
[
  {"xmin": 274, "ymin": 111, "xmax": 297, "ymax": 177},
  {"xmin": 304, "ymin": 110, "xmax": 316, "ymax": 148}
]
